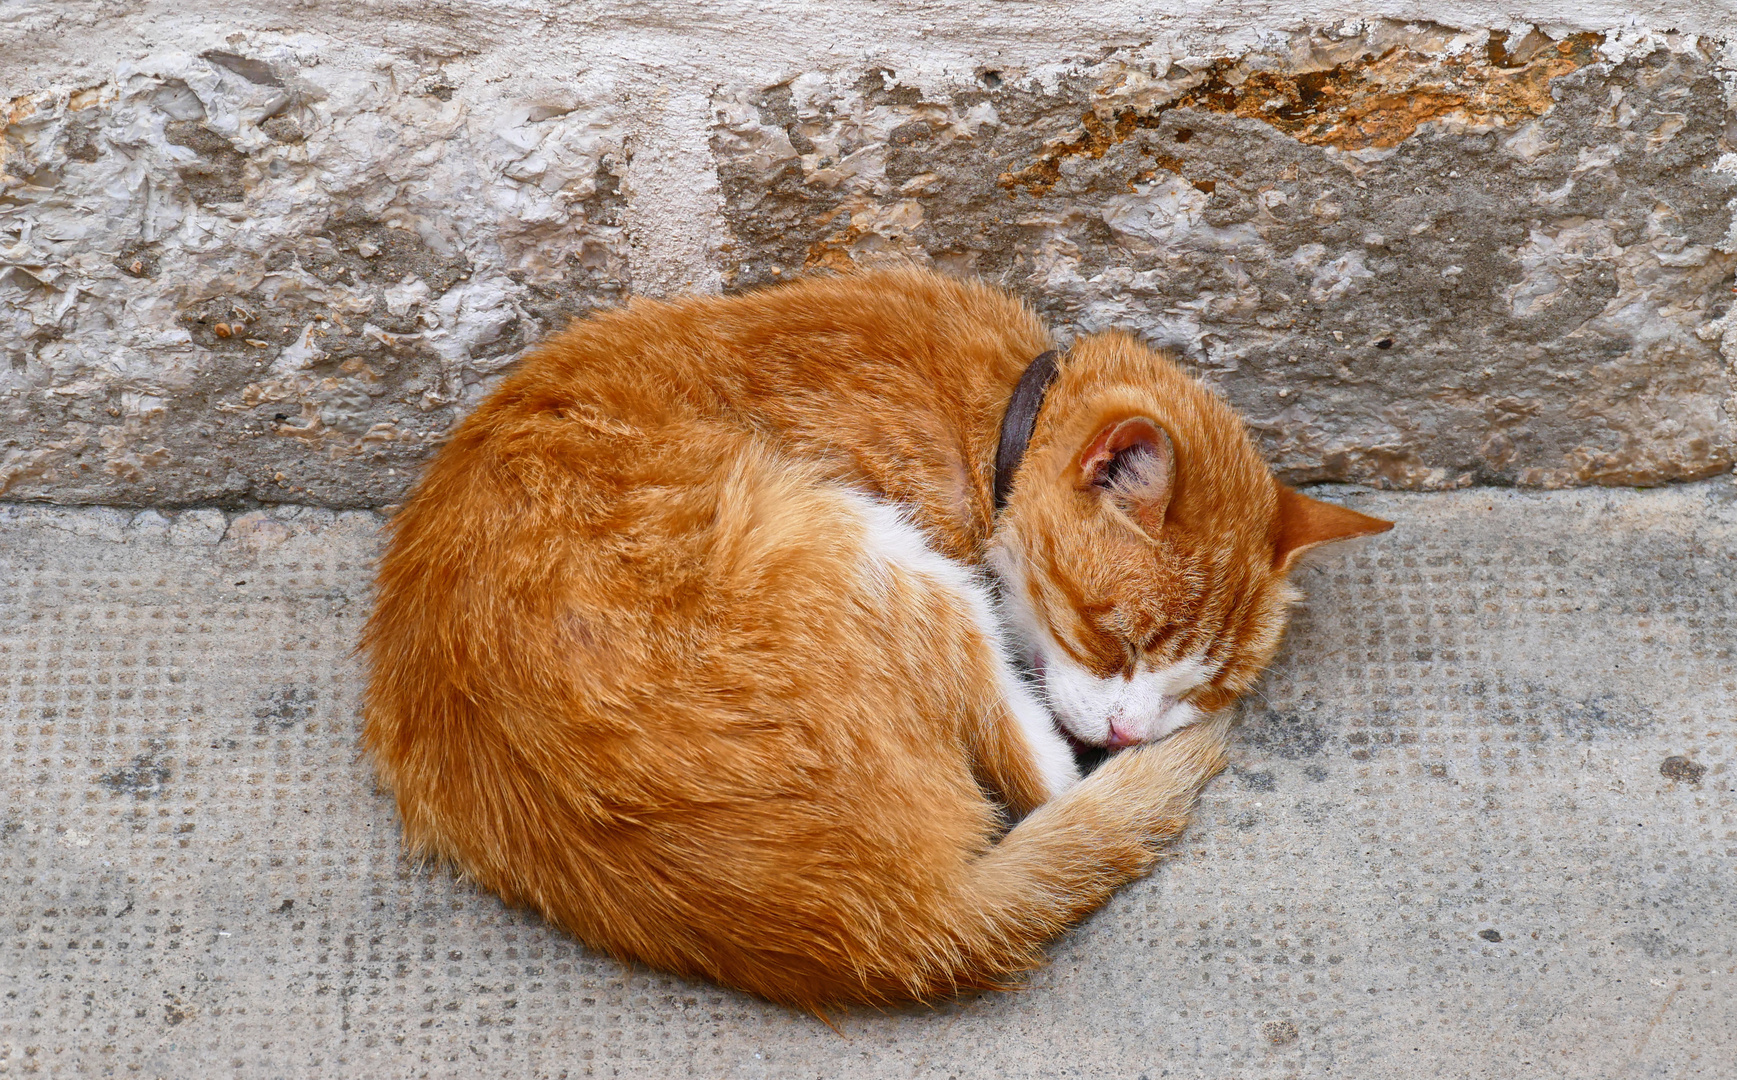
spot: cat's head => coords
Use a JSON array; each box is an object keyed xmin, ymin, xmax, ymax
[{"xmin": 989, "ymin": 332, "xmax": 1391, "ymax": 749}]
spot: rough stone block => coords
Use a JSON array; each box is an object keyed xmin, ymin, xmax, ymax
[
  {"xmin": 7, "ymin": 20, "xmax": 1736, "ymax": 509},
  {"xmin": 714, "ymin": 25, "xmax": 1737, "ymax": 488},
  {"xmin": 1, "ymin": 44, "xmax": 628, "ymax": 506}
]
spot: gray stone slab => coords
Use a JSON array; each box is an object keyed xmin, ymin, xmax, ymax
[
  {"xmin": 8, "ymin": 20, "xmax": 1737, "ymax": 510},
  {"xmin": 1, "ymin": 47, "xmax": 629, "ymax": 508},
  {"xmin": 2, "ymin": 482, "xmax": 1734, "ymax": 1077},
  {"xmin": 713, "ymin": 26, "xmax": 1737, "ymax": 489}
]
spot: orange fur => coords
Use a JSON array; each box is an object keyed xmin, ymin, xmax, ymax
[{"xmin": 361, "ymin": 267, "xmax": 1390, "ymax": 1010}]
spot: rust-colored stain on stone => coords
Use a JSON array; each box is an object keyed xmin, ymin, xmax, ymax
[
  {"xmin": 803, "ymin": 206, "xmax": 867, "ymax": 272},
  {"xmin": 0, "ymin": 93, "xmax": 46, "ymax": 183},
  {"xmin": 1002, "ymin": 32, "xmax": 1602, "ymax": 195},
  {"xmin": 803, "ymin": 199, "xmax": 926, "ymax": 272},
  {"xmin": 1202, "ymin": 32, "xmax": 1603, "ymax": 149},
  {"xmin": 1000, "ymin": 107, "xmax": 1165, "ymax": 196}
]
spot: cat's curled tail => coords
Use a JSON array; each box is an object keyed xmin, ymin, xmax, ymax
[{"xmin": 885, "ymin": 715, "xmax": 1230, "ymax": 1001}]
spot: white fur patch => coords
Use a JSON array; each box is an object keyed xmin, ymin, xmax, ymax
[
  {"xmin": 1040, "ymin": 651, "xmax": 1214, "ymax": 746},
  {"xmin": 848, "ymin": 493, "xmax": 1078, "ymax": 801},
  {"xmin": 988, "ymin": 543, "xmax": 1217, "ymax": 747}
]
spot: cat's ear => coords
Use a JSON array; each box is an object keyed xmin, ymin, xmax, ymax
[
  {"xmin": 1078, "ymin": 417, "xmax": 1174, "ymax": 534},
  {"xmin": 1272, "ymin": 485, "xmax": 1393, "ymax": 571}
]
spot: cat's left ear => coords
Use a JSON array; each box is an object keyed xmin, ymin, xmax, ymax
[
  {"xmin": 1273, "ymin": 484, "xmax": 1393, "ymax": 571},
  {"xmin": 1078, "ymin": 416, "xmax": 1175, "ymax": 534}
]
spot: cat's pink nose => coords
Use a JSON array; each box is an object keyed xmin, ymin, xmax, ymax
[{"xmin": 1105, "ymin": 719, "xmax": 1139, "ymax": 750}]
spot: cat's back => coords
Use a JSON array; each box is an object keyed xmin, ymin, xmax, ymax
[
  {"xmin": 363, "ymin": 268, "xmax": 1015, "ymax": 842},
  {"xmin": 379, "ymin": 268, "xmax": 1048, "ymax": 607}
]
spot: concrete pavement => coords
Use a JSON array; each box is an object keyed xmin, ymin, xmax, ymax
[{"xmin": 2, "ymin": 482, "xmax": 1733, "ymax": 1078}]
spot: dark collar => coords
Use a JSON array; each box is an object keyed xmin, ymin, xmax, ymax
[{"xmin": 993, "ymin": 350, "xmax": 1060, "ymax": 513}]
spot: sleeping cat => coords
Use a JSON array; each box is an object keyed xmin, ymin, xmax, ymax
[{"xmin": 362, "ymin": 266, "xmax": 1390, "ymax": 1010}]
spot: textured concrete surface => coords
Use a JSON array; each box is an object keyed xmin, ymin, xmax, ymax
[
  {"xmin": 4, "ymin": 6, "xmax": 1737, "ymax": 505},
  {"xmin": 3, "ymin": 482, "xmax": 1733, "ymax": 1077}
]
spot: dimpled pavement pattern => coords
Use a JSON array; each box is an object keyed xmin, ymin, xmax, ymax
[{"xmin": 1, "ymin": 483, "xmax": 1733, "ymax": 1079}]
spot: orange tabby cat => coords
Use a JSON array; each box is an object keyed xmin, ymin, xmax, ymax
[{"xmin": 362, "ymin": 266, "xmax": 1389, "ymax": 1010}]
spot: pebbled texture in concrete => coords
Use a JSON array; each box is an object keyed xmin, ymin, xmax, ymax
[{"xmin": 2, "ymin": 482, "xmax": 1733, "ymax": 1077}]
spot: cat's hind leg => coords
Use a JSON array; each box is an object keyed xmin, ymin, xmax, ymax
[{"xmin": 846, "ymin": 494, "xmax": 1078, "ymax": 816}]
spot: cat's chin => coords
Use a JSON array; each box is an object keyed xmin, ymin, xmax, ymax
[
  {"xmin": 1058, "ymin": 726, "xmax": 1094, "ymax": 755},
  {"xmin": 1059, "ymin": 725, "xmax": 1113, "ymax": 774}
]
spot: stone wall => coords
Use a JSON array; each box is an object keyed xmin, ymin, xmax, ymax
[{"xmin": 4, "ymin": 2, "xmax": 1736, "ymax": 507}]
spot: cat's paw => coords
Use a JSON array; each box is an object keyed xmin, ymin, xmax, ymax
[{"xmin": 1149, "ymin": 712, "xmax": 1232, "ymax": 780}]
